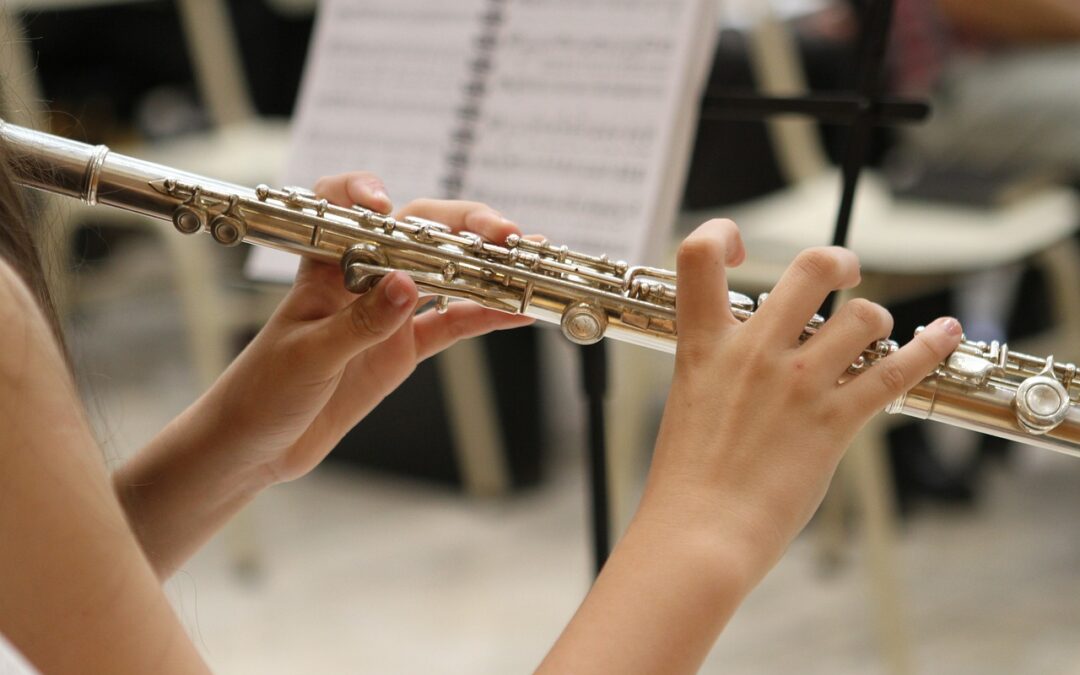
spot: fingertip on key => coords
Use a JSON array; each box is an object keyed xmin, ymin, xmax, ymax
[{"xmin": 927, "ymin": 316, "xmax": 963, "ymax": 337}]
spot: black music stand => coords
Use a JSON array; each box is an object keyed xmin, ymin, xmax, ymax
[{"xmin": 583, "ymin": 0, "xmax": 930, "ymax": 574}]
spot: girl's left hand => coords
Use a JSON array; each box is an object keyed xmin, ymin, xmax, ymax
[{"xmin": 196, "ymin": 172, "xmax": 533, "ymax": 485}]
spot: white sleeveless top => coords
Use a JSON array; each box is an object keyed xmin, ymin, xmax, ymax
[{"xmin": 0, "ymin": 633, "xmax": 38, "ymax": 675}]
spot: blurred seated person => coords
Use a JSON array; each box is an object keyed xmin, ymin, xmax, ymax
[
  {"xmin": 891, "ymin": 0, "xmax": 1080, "ymax": 507},
  {"xmin": 893, "ymin": 0, "xmax": 1080, "ymax": 176},
  {"xmin": 798, "ymin": 0, "xmax": 1080, "ymax": 509}
]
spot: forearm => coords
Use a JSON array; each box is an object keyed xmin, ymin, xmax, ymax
[
  {"xmin": 537, "ymin": 505, "xmax": 756, "ymax": 675},
  {"xmin": 937, "ymin": 0, "xmax": 1080, "ymax": 42},
  {"xmin": 113, "ymin": 392, "xmax": 274, "ymax": 579}
]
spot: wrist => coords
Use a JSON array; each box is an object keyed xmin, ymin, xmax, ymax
[
  {"xmin": 113, "ymin": 399, "xmax": 277, "ymax": 578},
  {"xmin": 539, "ymin": 494, "xmax": 758, "ymax": 674},
  {"xmin": 633, "ymin": 480, "xmax": 785, "ymax": 594},
  {"xmin": 120, "ymin": 395, "xmax": 276, "ymax": 508},
  {"xmin": 177, "ymin": 392, "xmax": 280, "ymax": 493}
]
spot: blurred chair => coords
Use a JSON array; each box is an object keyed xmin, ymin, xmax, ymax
[{"xmin": 673, "ymin": 10, "xmax": 1080, "ymax": 675}]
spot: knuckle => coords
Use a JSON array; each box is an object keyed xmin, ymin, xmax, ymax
[
  {"xmin": 845, "ymin": 298, "xmax": 892, "ymax": 335},
  {"xmin": 875, "ymin": 359, "xmax": 909, "ymax": 396},
  {"xmin": 913, "ymin": 333, "xmax": 946, "ymax": 366},
  {"xmin": 677, "ymin": 234, "xmax": 725, "ymax": 270},
  {"xmin": 451, "ymin": 314, "xmax": 478, "ymax": 342},
  {"xmin": 739, "ymin": 338, "xmax": 773, "ymax": 373},
  {"xmin": 447, "ymin": 319, "xmax": 468, "ymax": 343},
  {"xmin": 675, "ymin": 335, "xmax": 715, "ymax": 367},
  {"xmin": 702, "ymin": 219, "xmax": 742, "ymax": 259},
  {"xmin": 793, "ymin": 247, "xmax": 842, "ymax": 282},
  {"xmin": 817, "ymin": 397, "xmax": 849, "ymax": 429},
  {"xmin": 440, "ymin": 311, "xmax": 471, "ymax": 343},
  {"xmin": 788, "ymin": 361, "xmax": 818, "ymax": 399},
  {"xmin": 349, "ymin": 302, "xmax": 383, "ymax": 340}
]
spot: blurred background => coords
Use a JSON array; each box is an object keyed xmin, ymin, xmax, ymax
[{"xmin": 3, "ymin": 0, "xmax": 1080, "ymax": 673}]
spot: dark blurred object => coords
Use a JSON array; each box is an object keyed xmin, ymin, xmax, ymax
[
  {"xmin": 681, "ymin": 30, "xmax": 784, "ymax": 210},
  {"xmin": 225, "ymin": 0, "xmax": 313, "ymax": 116},
  {"xmin": 18, "ymin": 0, "xmax": 313, "ymax": 141},
  {"xmin": 888, "ymin": 158, "xmax": 1065, "ymax": 209},
  {"xmin": 682, "ymin": 24, "xmax": 895, "ymax": 211},
  {"xmin": 1007, "ymin": 265, "xmax": 1054, "ymax": 341},
  {"xmin": 887, "ymin": 423, "xmax": 977, "ymax": 514},
  {"xmin": 19, "ymin": 2, "xmax": 198, "ymax": 140}
]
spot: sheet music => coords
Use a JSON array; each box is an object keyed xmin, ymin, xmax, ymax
[
  {"xmin": 461, "ymin": 0, "xmax": 714, "ymax": 264},
  {"xmin": 247, "ymin": 0, "xmax": 715, "ymax": 281},
  {"xmin": 282, "ymin": 0, "xmax": 488, "ymax": 199}
]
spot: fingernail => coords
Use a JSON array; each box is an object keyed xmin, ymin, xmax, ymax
[
  {"xmin": 929, "ymin": 316, "xmax": 962, "ymax": 336},
  {"xmin": 384, "ymin": 274, "xmax": 411, "ymax": 308},
  {"xmin": 352, "ymin": 178, "xmax": 390, "ymax": 210}
]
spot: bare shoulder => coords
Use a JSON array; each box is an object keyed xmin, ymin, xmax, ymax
[
  {"xmin": 0, "ymin": 257, "xmax": 63, "ymax": 383},
  {"xmin": 0, "ymin": 258, "xmax": 39, "ymax": 317}
]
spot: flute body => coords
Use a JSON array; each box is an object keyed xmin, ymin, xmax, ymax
[{"xmin": 3, "ymin": 120, "xmax": 1079, "ymax": 458}]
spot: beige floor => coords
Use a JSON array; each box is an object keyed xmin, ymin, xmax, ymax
[{"xmin": 69, "ymin": 237, "xmax": 1080, "ymax": 674}]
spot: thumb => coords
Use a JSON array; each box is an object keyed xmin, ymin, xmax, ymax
[{"xmin": 316, "ymin": 272, "xmax": 417, "ymax": 367}]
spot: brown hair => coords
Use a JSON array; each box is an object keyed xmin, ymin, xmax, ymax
[{"xmin": 0, "ymin": 134, "xmax": 68, "ymax": 352}]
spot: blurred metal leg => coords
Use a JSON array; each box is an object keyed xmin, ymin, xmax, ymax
[
  {"xmin": 847, "ymin": 414, "xmax": 914, "ymax": 675},
  {"xmin": 437, "ymin": 339, "xmax": 510, "ymax": 497}
]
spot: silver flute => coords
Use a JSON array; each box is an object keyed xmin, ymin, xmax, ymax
[{"xmin": 3, "ymin": 119, "xmax": 1079, "ymax": 458}]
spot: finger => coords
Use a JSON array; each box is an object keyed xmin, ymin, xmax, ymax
[
  {"xmin": 395, "ymin": 198, "xmax": 520, "ymax": 243},
  {"xmin": 752, "ymin": 247, "xmax": 860, "ymax": 345},
  {"xmin": 312, "ymin": 171, "xmax": 392, "ymax": 213},
  {"xmin": 412, "ymin": 303, "xmax": 534, "ymax": 362},
  {"xmin": 674, "ymin": 218, "xmax": 745, "ymax": 344},
  {"xmin": 845, "ymin": 316, "xmax": 963, "ymax": 414},
  {"xmin": 306, "ymin": 271, "xmax": 418, "ymax": 370},
  {"xmin": 801, "ymin": 298, "xmax": 893, "ymax": 380}
]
